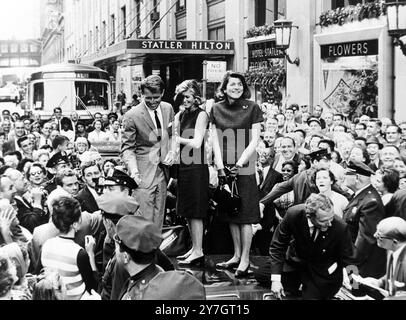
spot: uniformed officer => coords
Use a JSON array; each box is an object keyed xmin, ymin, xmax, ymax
[
  {"xmin": 114, "ymin": 215, "xmax": 164, "ymax": 300},
  {"xmin": 44, "ymin": 154, "xmax": 71, "ymax": 194},
  {"xmin": 343, "ymin": 160, "xmax": 387, "ymax": 278}
]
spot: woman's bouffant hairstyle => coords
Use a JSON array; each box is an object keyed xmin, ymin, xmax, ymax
[
  {"xmin": 305, "ymin": 193, "xmax": 334, "ymax": 218},
  {"xmin": 51, "ymin": 196, "xmax": 82, "ymax": 233},
  {"xmin": 313, "ymin": 168, "xmax": 337, "ymax": 186},
  {"xmin": 174, "ymin": 80, "xmax": 202, "ymax": 106},
  {"xmin": 219, "ymin": 71, "xmax": 251, "ymax": 100}
]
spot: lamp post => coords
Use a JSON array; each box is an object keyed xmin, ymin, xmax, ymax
[
  {"xmin": 385, "ymin": 0, "xmax": 406, "ymax": 55},
  {"xmin": 274, "ymin": 19, "xmax": 300, "ymax": 66}
]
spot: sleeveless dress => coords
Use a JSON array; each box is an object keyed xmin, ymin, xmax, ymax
[
  {"xmin": 210, "ymin": 99, "xmax": 263, "ymax": 224},
  {"xmin": 176, "ymin": 107, "xmax": 209, "ymax": 219}
]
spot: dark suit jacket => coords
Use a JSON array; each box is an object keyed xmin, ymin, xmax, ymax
[
  {"xmin": 76, "ymin": 186, "xmax": 99, "ymax": 213},
  {"xmin": 14, "ymin": 196, "xmax": 48, "ymax": 234},
  {"xmin": 385, "ymin": 189, "xmax": 406, "ymax": 220},
  {"xmin": 271, "ymin": 153, "xmax": 300, "ymax": 172},
  {"xmin": 3, "ymin": 139, "xmax": 16, "ymax": 154},
  {"xmin": 258, "ymin": 167, "xmax": 283, "ymax": 230},
  {"xmin": 270, "ymin": 204, "xmax": 355, "ymax": 299},
  {"xmin": 379, "ymin": 246, "xmax": 406, "ymax": 297},
  {"xmin": 343, "ymin": 185, "xmax": 386, "ymax": 278}
]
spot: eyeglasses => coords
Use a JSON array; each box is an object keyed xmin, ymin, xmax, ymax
[
  {"xmin": 30, "ymin": 171, "xmax": 43, "ymax": 176},
  {"xmin": 374, "ymin": 232, "xmax": 392, "ymax": 241}
]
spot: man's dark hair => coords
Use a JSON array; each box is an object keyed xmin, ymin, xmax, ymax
[
  {"xmin": 118, "ymin": 241, "xmax": 157, "ymax": 265},
  {"xmin": 17, "ymin": 135, "xmax": 30, "ymax": 148},
  {"xmin": 355, "ymin": 123, "xmax": 367, "ymax": 130},
  {"xmin": 55, "ymin": 169, "xmax": 76, "ymax": 187},
  {"xmin": 51, "ymin": 196, "xmax": 82, "ymax": 234},
  {"xmin": 380, "ymin": 168, "xmax": 400, "ymax": 194},
  {"xmin": 333, "ymin": 113, "xmax": 345, "ymax": 120},
  {"xmin": 4, "ymin": 151, "xmax": 22, "ymax": 162},
  {"xmin": 140, "ymin": 75, "xmax": 166, "ymax": 94},
  {"xmin": 53, "ymin": 107, "xmax": 62, "ymax": 114},
  {"xmin": 219, "ymin": 72, "xmax": 251, "ymax": 100},
  {"xmin": 52, "ymin": 135, "xmax": 69, "ymax": 150}
]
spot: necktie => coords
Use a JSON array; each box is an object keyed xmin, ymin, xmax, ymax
[
  {"xmin": 258, "ymin": 168, "xmax": 264, "ymax": 186},
  {"xmin": 388, "ymin": 252, "xmax": 394, "ymax": 296},
  {"xmin": 154, "ymin": 110, "xmax": 162, "ymax": 141},
  {"xmin": 310, "ymin": 226, "xmax": 318, "ymax": 242}
]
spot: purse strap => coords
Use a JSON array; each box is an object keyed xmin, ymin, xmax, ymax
[{"xmin": 231, "ymin": 178, "xmax": 239, "ymax": 197}]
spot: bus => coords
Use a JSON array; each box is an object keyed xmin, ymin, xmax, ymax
[{"xmin": 27, "ymin": 63, "xmax": 113, "ymax": 120}]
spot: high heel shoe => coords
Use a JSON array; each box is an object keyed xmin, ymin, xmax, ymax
[
  {"xmin": 177, "ymin": 255, "xmax": 205, "ymax": 266},
  {"xmin": 176, "ymin": 250, "xmax": 193, "ymax": 260},
  {"xmin": 215, "ymin": 260, "xmax": 241, "ymax": 270},
  {"xmin": 234, "ymin": 264, "xmax": 251, "ymax": 278}
]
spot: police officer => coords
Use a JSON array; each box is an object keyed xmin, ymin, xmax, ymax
[
  {"xmin": 343, "ymin": 160, "xmax": 386, "ymax": 278},
  {"xmin": 114, "ymin": 215, "xmax": 164, "ymax": 300}
]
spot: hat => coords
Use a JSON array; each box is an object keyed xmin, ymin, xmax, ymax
[
  {"xmin": 46, "ymin": 153, "xmax": 69, "ymax": 168},
  {"xmin": 366, "ymin": 136, "xmax": 383, "ymax": 149},
  {"xmin": 309, "ymin": 148, "xmax": 331, "ymax": 161},
  {"xmin": 108, "ymin": 112, "xmax": 118, "ymax": 120},
  {"xmin": 142, "ymin": 271, "xmax": 206, "ymax": 300},
  {"xmin": 307, "ymin": 118, "xmax": 321, "ymax": 126},
  {"xmin": 116, "ymin": 216, "xmax": 163, "ymax": 253},
  {"xmin": 97, "ymin": 192, "xmax": 139, "ymax": 218},
  {"xmin": 319, "ymin": 139, "xmax": 335, "ymax": 150},
  {"xmin": 346, "ymin": 160, "xmax": 375, "ymax": 177},
  {"xmin": 104, "ymin": 169, "xmax": 138, "ymax": 190}
]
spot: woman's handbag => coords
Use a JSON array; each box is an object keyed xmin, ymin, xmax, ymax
[{"xmin": 213, "ymin": 178, "xmax": 241, "ymax": 217}]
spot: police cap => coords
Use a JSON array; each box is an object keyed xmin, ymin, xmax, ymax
[
  {"xmin": 346, "ymin": 160, "xmax": 375, "ymax": 177},
  {"xmin": 46, "ymin": 153, "xmax": 70, "ymax": 168},
  {"xmin": 115, "ymin": 216, "xmax": 162, "ymax": 253},
  {"xmin": 309, "ymin": 148, "xmax": 331, "ymax": 161},
  {"xmin": 104, "ymin": 169, "xmax": 138, "ymax": 190}
]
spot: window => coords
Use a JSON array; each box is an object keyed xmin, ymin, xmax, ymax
[
  {"xmin": 95, "ymin": 26, "xmax": 99, "ymax": 50},
  {"xmin": 121, "ymin": 6, "xmax": 127, "ymax": 40},
  {"xmin": 110, "ymin": 14, "xmax": 116, "ymax": 45},
  {"xmin": 10, "ymin": 43, "xmax": 18, "ymax": 53},
  {"xmin": 30, "ymin": 44, "xmax": 39, "ymax": 52},
  {"xmin": 152, "ymin": 0, "xmax": 160, "ymax": 39},
  {"xmin": 33, "ymin": 83, "xmax": 44, "ymax": 110},
  {"xmin": 176, "ymin": 0, "xmax": 186, "ymax": 11},
  {"xmin": 255, "ymin": 0, "xmax": 286, "ymax": 26},
  {"xmin": 20, "ymin": 43, "xmax": 28, "ymax": 53},
  {"xmin": 134, "ymin": 0, "xmax": 141, "ymax": 36},
  {"xmin": 89, "ymin": 30, "xmax": 93, "ymax": 53},
  {"xmin": 0, "ymin": 44, "xmax": 8, "ymax": 53},
  {"xmin": 102, "ymin": 21, "xmax": 107, "ymax": 48},
  {"xmin": 76, "ymin": 82, "xmax": 108, "ymax": 110},
  {"xmin": 207, "ymin": 0, "xmax": 225, "ymax": 41}
]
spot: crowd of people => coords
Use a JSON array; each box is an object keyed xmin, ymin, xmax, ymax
[{"xmin": 1, "ymin": 71, "xmax": 406, "ymax": 300}]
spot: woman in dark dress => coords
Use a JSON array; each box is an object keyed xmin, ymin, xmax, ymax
[
  {"xmin": 174, "ymin": 80, "xmax": 209, "ymax": 266},
  {"xmin": 210, "ymin": 72, "xmax": 263, "ymax": 277}
]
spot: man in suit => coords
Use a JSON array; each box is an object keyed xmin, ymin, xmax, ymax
[
  {"xmin": 342, "ymin": 160, "xmax": 386, "ymax": 278},
  {"xmin": 359, "ymin": 217, "xmax": 406, "ymax": 298},
  {"xmin": 252, "ymin": 140, "xmax": 283, "ymax": 255},
  {"xmin": 260, "ymin": 149, "xmax": 346, "ymax": 216},
  {"xmin": 76, "ymin": 161, "xmax": 102, "ymax": 214},
  {"xmin": 272, "ymin": 136, "xmax": 300, "ymax": 174},
  {"xmin": 3, "ymin": 120, "xmax": 26, "ymax": 154},
  {"xmin": 258, "ymin": 194, "xmax": 354, "ymax": 300},
  {"xmin": 121, "ymin": 75, "xmax": 175, "ymax": 230}
]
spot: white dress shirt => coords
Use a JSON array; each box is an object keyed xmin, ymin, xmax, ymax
[{"xmin": 147, "ymin": 106, "xmax": 164, "ymax": 130}]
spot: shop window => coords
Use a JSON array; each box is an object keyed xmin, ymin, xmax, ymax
[
  {"xmin": 331, "ymin": 0, "xmax": 375, "ymax": 9},
  {"xmin": 255, "ymin": 0, "xmax": 286, "ymax": 26},
  {"xmin": 0, "ymin": 44, "xmax": 8, "ymax": 53},
  {"xmin": 20, "ymin": 44, "xmax": 28, "ymax": 53},
  {"xmin": 30, "ymin": 44, "xmax": 39, "ymax": 52},
  {"xmin": 10, "ymin": 43, "xmax": 18, "ymax": 53}
]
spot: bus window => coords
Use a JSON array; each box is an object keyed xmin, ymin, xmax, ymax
[
  {"xmin": 75, "ymin": 82, "xmax": 108, "ymax": 110},
  {"xmin": 33, "ymin": 82, "xmax": 44, "ymax": 110}
]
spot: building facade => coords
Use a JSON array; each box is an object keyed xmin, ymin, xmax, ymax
[{"xmin": 57, "ymin": 0, "xmax": 405, "ymax": 121}]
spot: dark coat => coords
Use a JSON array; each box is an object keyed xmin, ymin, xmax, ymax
[
  {"xmin": 379, "ymin": 246, "xmax": 406, "ymax": 297},
  {"xmin": 2, "ymin": 139, "xmax": 16, "ymax": 154},
  {"xmin": 385, "ymin": 189, "xmax": 406, "ymax": 220},
  {"xmin": 76, "ymin": 186, "xmax": 99, "ymax": 213},
  {"xmin": 270, "ymin": 204, "xmax": 355, "ymax": 299},
  {"xmin": 14, "ymin": 196, "xmax": 48, "ymax": 234},
  {"xmin": 258, "ymin": 167, "xmax": 283, "ymax": 230},
  {"xmin": 343, "ymin": 185, "xmax": 386, "ymax": 278}
]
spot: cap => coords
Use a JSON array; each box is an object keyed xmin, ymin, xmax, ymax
[
  {"xmin": 108, "ymin": 112, "xmax": 118, "ymax": 120},
  {"xmin": 346, "ymin": 160, "xmax": 375, "ymax": 177},
  {"xmin": 104, "ymin": 169, "xmax": 138, "ymax": 190},
  {"xmin": 366, "ymin": 136, "xmax": 383, "ymax": 149},
  {"xmin": 142, "ymin": 271, "xmax": 206, "ymax": 300},
  {"xmin": 319, "ymin": 139, "xmax": 335, "ymax": 150},
  {"xmin": 116, "ymin": 216, "xmax": 163, "ymax": 253},
  {"xmin": 307, "ymin": 118, "xmax": 321, "ymax": 126},
  {"xmin": 97, "ymin": 192, "xmax": 139, "ymax": 217},
  {"xmin": 309, "ymin": 148, "xmax": 331, "ymax": 161},
  {"xmin": 46, "ymin": 153, "xmax": 69, "ymax": 168}
]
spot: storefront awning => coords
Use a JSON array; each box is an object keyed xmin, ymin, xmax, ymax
[{"xmin": 80, "ymin": 39, "xmax": 235, "ymax": 65}]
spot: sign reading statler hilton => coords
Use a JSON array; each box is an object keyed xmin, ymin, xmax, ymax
[{"xmin": 128, "ymin": 40, "xmax": 234, "ymax": 51}]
